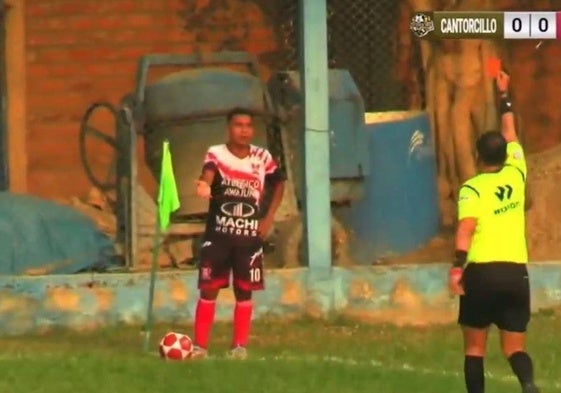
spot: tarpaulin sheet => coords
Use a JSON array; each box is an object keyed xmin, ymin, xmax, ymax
[{"xmin": 0, "ymin": 193, "xmax": 115, "ymax": 275}]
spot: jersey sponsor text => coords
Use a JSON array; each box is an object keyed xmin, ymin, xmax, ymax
[{"xmin": 202, "ymin": 144, "xmax": 280, "ymax": 241}]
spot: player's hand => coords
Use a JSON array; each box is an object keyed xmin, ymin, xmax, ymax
[
  {"xmin": 258, "ymin": 217, "xmax": 273, "ymax": 240},
  {"xmin": 496, "ymin": 71, "xmax": 510, "ymax": 94},
  {"xmin": 194, "ymin": 180, "xmax": 211, "ymax": 199},
  {"xmin": 448, "ymin": 267, "xmax": 465, "ymax": 296}
]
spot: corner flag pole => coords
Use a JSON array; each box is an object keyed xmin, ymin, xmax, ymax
[
  {"xmin": 143, "ymin": 140, "xmax": 180, "ymax": 352},
  {"xmin": 143, "ymin": 216, "xmax": 162, "ymax": 352}
]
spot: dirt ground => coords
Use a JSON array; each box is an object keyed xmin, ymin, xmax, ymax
[
  {"xmin": 524, "ymin": 145, "xmax": 561, "ymax": 261},
  {"xmin": 381, "ymin": 146, "xmax": 561, "ymax": 265},
  {"xmin": 380, "ymin": 230, "xmax": 455, "ymax": 265}
]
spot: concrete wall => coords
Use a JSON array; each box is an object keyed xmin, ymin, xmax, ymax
[{"xmin": 1, "ymin": 263, "xmax": 560, "ymax": 336}]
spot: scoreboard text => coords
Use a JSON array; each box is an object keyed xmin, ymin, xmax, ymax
[{"xmin": 410, "ymin": 11, "xmax": 561, "ymax": 39}]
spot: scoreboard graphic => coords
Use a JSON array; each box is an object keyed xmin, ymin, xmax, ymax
[{"xmin": 410, "ymin": 11, "xmax": 561, "ymax": 39}]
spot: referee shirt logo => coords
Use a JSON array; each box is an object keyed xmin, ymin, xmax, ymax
[{"xmin": 495, "ymin": 184, "xmax": 513, "ymax": 201}]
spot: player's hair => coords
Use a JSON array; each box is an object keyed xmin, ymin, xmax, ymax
[
  {"xmin": 227, "ymin": 107, "xmax": 254, "ymax": 122},
  {"xmin": 476, "ymin": 131, "xmax": 507, "ymax": 166}
]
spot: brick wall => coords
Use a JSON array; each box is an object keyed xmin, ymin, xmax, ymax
[{"xmin": 24, "ymin": 0, "xmax": 278, "ymax": 199}]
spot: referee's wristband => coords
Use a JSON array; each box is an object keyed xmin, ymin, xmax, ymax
[
  {"xmin": 499, "ymin": 93, "xmax": 514, "ymax": 115},
  {"xmin": 453, "ymin": 250, "xmax": 467, "ymax": 268}
]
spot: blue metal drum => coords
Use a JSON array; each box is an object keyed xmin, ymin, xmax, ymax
[{"xmin": 336, "ymin": 111, "xmax": 440, "ymax": 264}]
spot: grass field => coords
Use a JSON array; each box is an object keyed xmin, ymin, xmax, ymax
[{"xmin": 1, "ymin": 311, "xmax": 560, "ymax": 393}]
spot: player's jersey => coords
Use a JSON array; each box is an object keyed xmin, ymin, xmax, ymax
[
  {"xmin": 201, "ymin": 144, "xmax": 283, "ymax": 242},
  {"xmin": 457, "ymin": 141, "xmax": 527, "ymax": 264}
]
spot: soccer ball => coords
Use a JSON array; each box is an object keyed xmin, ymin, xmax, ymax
[{"xmin": 159, "ymin": 332, "xmax": 193, "ymax": 360}]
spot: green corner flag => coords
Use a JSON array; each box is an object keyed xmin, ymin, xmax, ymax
[
  {"xmin": 143, "ymin": 140, "xmax": 180, "ymax": 352},
  {"xmin": 157, "ymin": 140, "xmax": 180, "ymax": 230}
]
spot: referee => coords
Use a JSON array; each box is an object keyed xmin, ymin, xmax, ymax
[{"xmin": 448, "ymin": 71, "xmax": 539, "ymax": 393}]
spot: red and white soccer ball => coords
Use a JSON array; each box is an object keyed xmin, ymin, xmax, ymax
[{"xmin": 159, "ymin": 332, "xmax": 193, "ymax": 360}]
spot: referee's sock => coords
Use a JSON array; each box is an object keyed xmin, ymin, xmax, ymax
[
  {"xmin": 464, "ymin": 355, "xmax": 485, "ymax": 393},
  {"xmin": 508, "ymin": 351, "xmax": 537, "ymax": 390}
]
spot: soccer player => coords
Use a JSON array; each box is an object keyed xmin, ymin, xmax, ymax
[
  {"xmin": 191, "ymin": 107, "xmax": 285, "ymax": 359},
  {"xmin": 448, "ymin": 71, "xmax": 540, "ymax": 393}
]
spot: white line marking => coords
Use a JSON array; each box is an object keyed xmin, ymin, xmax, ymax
[{"xmin": 248, "ymin": 354, "xmax": 561, "ymax": 390}]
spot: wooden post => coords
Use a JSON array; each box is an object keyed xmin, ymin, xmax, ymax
[{"xmin": 5, "ymin": 0, "xmax": 27, "ymax": 193}]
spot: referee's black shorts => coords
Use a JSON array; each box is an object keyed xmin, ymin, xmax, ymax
[{"xmin": 458, "ymin": 262, "xmax": 530, "ymax": 332}]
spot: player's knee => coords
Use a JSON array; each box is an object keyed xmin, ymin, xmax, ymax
[
  {"xmin": 501, "ymin": 342, "xmax": 525, "ymax": 358},
  {"xmin": 233, "ymin": 287, "xmax": 252, "ymax": 302},
  {"xmin": 500, "ymin": 331, "xmax": 526, "ymax": 357},
  {"xmin": 200, "ymin": 289, "xmax": 219, "ymax": 301},
  {"xmin": 464, "ymin": 345, "xmax": 486, "ymax": 357},
  {"xmin": 462, "ymin": 327, "xmax": 488, "ymax": 357}
]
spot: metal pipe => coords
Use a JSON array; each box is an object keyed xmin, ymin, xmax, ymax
[
  {"xmin": 122, "ymin": 106, "xmax": 138, "ymax": 268},
  {"xmin": 298, "ymin": 0, "xmax": 332, "ymax": 277}
]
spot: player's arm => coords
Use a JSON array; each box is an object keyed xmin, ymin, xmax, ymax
[
  {"xmin": 195, "ymin": 149, "xmax": 217, "ymax": 199},
  {"xmin": 263, "ymin": 153, "xmax": 285, "ymax": 221},
  {"xmin": 455, "ymin": 217, "xmax": 476, "ymax": 266},
  {"xmin": 450, "ymin": 184, "xmax": 480, "ymax": 288},
  {"xmin": 451, "ymin": 216, "xmax": 476, "ymax": 293},
  {"xmin": 264, "ymin": 179, "xmax": 285, "ymax": 220},
  {"xmin": 449, "ymin": 184, "xmax": 480, "ymax": 294},
  {"xmin": 199, "ymin": 168, "xmax": 215, "ymax": 185},
  {"xmin": 496, "ymin": 71, "xmax": 518, "ymax": 144},
  {"xmin": 259, "ymin": 152, "xmax": 286, "ymax": 238},
  {"xmin": 497, "ymin": 70, "xmax": 527, "ymax": 181}
]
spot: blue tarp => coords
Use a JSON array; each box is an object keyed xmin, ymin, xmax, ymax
[{"xmin": 0, "ymin": 192, "xmax": 116, "ymax": 275}]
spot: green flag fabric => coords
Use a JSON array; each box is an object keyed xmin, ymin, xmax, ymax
[{"xmin": 157, "ymin": 140, "xmax": 180, "ymax": 230}]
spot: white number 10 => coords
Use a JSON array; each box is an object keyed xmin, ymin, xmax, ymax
[{"xmin": 250, "ymin": 268, "xmax": 261, "ymax": 283}]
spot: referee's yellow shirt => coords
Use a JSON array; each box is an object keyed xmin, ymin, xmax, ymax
[{"xmin": 457, "ymin": 141, "xmax": 527, "ymax": 264}]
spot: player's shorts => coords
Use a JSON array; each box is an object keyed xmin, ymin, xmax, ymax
[
  {"xmin": 197, "ymin": 236, "xmax": 264, "ymax": 291},
  {"xmin": 458, "ymin": 262, "xmax": 530, "ymax": 332}
]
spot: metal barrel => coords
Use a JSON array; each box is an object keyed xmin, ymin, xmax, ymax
[{"xmin": 339, "ymin": 111, "xmax": 440, "ymax": 263}]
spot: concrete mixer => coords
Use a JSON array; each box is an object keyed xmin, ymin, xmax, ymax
[{"xmin": 79, "ymin": 51, "xmax": 373, "ymax": 269}]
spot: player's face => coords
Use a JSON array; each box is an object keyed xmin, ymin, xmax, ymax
[{"xmin": 228, "ymin": 114, "xmax": 254, "ymax": 146}]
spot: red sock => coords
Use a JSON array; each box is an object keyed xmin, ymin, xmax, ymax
[
  {"xmin": 232, "ymin": 301, "xmax": 253, "ymax": 347},
  {"xmin": 194, "ymin": 298, "xmax": 216, "ymax": 349}
]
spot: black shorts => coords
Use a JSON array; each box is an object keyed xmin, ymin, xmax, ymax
[
  {"xmin": 458, "ymin": 262, "xmax": 530, "ymax": 332},
  {"xmin": 198, "ymin": 236, "xmax": 264, "ymax": 291}
]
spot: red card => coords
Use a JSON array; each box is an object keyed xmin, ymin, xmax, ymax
[{"xmin": 486, "ymin": 57, "xmax": 501, "ymax": 78}]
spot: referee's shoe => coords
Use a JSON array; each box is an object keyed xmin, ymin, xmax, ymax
[{"xmin": 523, "ymin": 383, "xmax": 540, "ymax": 393}]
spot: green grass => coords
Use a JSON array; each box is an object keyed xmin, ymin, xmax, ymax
[{"xmin": 0, "ymin": 311, "xmax": 560, "ymax": 393}]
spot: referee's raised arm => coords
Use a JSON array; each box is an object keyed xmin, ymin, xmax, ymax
[
  {"xmin": 496, "ymin": 71, "xmax": 518, "ymax": 144},
  {"xmin": 497, "ymin": 70, "xmax": 528, "ymax": 200}
]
